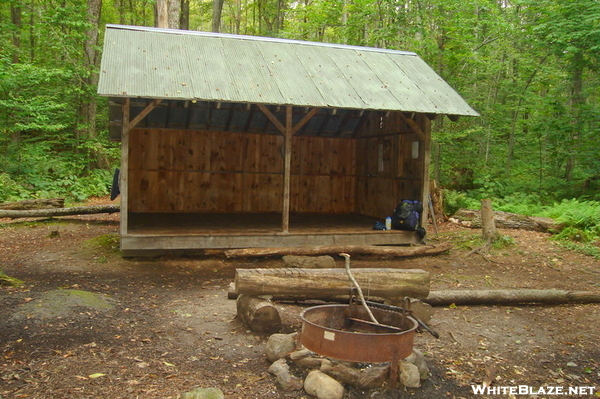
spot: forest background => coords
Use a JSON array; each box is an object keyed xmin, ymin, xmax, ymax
[{"xmin": 0, "ymin": 0, "xmax": 599, "ymax": 252}]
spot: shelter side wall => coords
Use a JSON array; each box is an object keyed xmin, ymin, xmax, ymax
[
  {"xmin": 127, "ymin": 128, "xmax": 356, "ymax": 213},
  {"xmin": 355, "ymin": 112, "xmax": 427, "ymax": 219}
]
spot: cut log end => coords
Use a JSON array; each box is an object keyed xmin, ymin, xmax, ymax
[{"xmin": 236, "ymin": 294, "xmax": 282, "ymax": 333}]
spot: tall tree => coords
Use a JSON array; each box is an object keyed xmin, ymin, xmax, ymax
[
  {"xmin": 10, "ymin": 1, "xmax": 21, "ymax": 63},
  {"xmin": 77, "ymin": 0, "xmax": 103, "ymax": 144}
]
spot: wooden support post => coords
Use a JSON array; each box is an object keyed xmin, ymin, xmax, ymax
[
  {"xmin": 282, "ymin": 106, "xmax": 293, "ymax": 233},
  {"xmin": 420, "ymin": 114, "xmax": 432, "ymax": 228},
  {"xmin": 120, "ymin": 98, "xmax": 130, "ymax": 236},
  {"xmin": 256, "ymin": 104, "xmax": 318, "ymax": 233}
]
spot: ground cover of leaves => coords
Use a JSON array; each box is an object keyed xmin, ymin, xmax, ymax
[{"xmin": 1, "ymin": 204, "xmax": 599, "ymax": 398}]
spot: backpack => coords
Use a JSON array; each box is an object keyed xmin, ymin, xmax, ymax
[{"xmin": 391, "ymin": 199, "xmax": 423, "ymax": 231}]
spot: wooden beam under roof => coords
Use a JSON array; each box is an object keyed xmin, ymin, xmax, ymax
[
  {"xmin": 128, "ymin": 99, "xmax": 162, "ymax": 130},
  {"xmin": 243, "ymin": 104, "xmax": 255, "ymax": 132},
  {"xmin": 398, "ymin": 112, "xmax": 426, "ymax": 141},
  {"xmin": 257, "ymin": 103, "xmax": 285, "ymax": 134},
  {"xmin": 334, "ymin": 109, "xmax": 353, "ymax": 137}
]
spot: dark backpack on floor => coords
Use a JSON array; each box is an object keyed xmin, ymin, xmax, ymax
[{"xmin": 391, "ymin": 199, "xmax": 423, "ymax": 231}]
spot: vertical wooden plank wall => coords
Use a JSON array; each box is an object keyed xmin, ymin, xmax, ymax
[
  {"xmin": 128, "ymin": 129, "xmax": 356, "ymax": 214},
  {"xmin": 355, "ymin": 112, "xmax": 428, "ymax": 219}
]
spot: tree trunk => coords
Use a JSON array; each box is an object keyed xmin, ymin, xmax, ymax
[
  {"xmin": 167, "ymin": 0, "xmax": 180, "ymax": 28},
  {"xmin": 236, "ymin": 295, "xmax": 282, "ymax": 333},
  {"xmin": 225, "ymin": 243, "xmax": 452, "ymax": 258},
  {"xmin": 11, "ymin": 3, "xmax": 22, "ymax": 63},
  {"xmin": 234, "ymin": 268, "xmax": 430, "ymax": 301},
  {"xmin": 180, "ymin": 0, "xmax": 190, "ymax": 30},
  {"xmin": 156, "ymin": 0, "xmax": 168, "ymax": 28},
  {"xmin": 0, "ymin": 205, "xmax": 120, "ymax": 219},
  {"xmin": 424, "ymin": 289, "xmax": 600, "ymax": 306},
  {"xmin": 77, "ymin": 0, "xmax": 105, "ymax": 167},
  {"xmin": 0, "ymin": 198, "xmax": 65, "ymax": 210},
  {"xmin": 481, "ymin": 199, "xmax": 499, "ymax": 242},
  {"xmin": 212, "ymin": 0, "xmax": 225, "ymax": 32}
]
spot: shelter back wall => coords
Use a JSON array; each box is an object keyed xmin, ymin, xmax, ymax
[{"xmin": 127, "ymin": 129, "xmax": 357, "ymax": 213}]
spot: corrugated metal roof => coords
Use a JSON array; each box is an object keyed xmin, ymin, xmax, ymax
[{"xmin": 98, "ymin": 24, "xmax": 479, "ymax": 116}]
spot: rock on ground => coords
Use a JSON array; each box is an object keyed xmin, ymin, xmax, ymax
[
  {"xmin": 179, "ymin": 387, "xmax": 224, "ymax": 399},
  {"xmin": 265, "ymin": 332, "xmax": 298, "ymax": 362},
  {"xmin": 304, "ymin": 370, "xmax": 344, "ymax": 399},
  {"xmin": 268, "ymin": 359, "xmax": 303, "ymax": 391},
  {"xmin": 399, "ymin": 360, "xmax": 421, "ymax": 388},
  {"xmin": 11, "ymin": 289, "xmax": 115, "ymax": 321}
]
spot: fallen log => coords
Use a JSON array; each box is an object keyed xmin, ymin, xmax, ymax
[
  {"xmin": 424, "ymin": 289, "xmax": 600, "ymax": 306},
  {"xmin": 450, "ymin": 209, "xmax": 563, "ymax": 232},
  {"xmin": 234, "ymin": 268, "xmax": 430, "ymax": 301},
  {"xmin": 0, "ymin": 204, "xmax": 120, "ymax": 219},
  {"xmin": 0, "ymin": 198, "xmax": 65, "ymax": 210},
  {"xmin": 236, "ymin": 294, "xmax": 282, "ymax": 333},
  {"xmin": 225, "ymin": 243, "xmax": 452, "ymax": 258}
]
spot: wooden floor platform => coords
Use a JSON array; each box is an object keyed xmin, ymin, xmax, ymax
[{"xmin": 122, "ymin": 212, "xmax": 421, "ymax": 256}]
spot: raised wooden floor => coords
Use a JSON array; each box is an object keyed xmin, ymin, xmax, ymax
[{"xmin": 122, "ymin": 212, "xmax": 420, "ymax": 256}]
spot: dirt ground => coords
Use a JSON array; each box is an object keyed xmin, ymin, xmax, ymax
[{"xmin": 1, "ymin": 200, "xmax": 599, "ymax": 399}]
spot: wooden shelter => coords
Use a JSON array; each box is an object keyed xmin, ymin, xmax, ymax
[{"xmin": 98, "ymin": 25, "xmax": 478, "ymax": 256}]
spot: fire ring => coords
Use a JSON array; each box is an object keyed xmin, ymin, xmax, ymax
[{"xmin": 299, "ymin": 304, "xmax": 418, "ymax": 363}]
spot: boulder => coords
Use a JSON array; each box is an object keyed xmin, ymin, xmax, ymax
[
  {"xmin": 265, "ymin": 332, "xmax": 298, "ymax": 362},
  {"xmin": 304, "ymin": 370, "xmax": 345, "ymax": 399}
]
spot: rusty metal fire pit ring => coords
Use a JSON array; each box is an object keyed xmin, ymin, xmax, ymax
[{"xmin": 299, "ymin": 304, "xmax": 418, "ymax": 364}]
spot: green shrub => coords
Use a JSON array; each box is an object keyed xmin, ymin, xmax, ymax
[
  {"xmin": 444, "ymin": 190, "xmax": 479, "ymax": 216},
  {"xmin": 540, "ymin": 199, "xmax": 600, "ymax": 232}
]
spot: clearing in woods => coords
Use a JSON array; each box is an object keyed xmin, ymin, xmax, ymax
[{"xmin": 0, "ymin": 200, "xmax": 599, "ymax": 398}]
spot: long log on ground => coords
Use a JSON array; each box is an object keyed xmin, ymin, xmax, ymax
[
  {"xmin": 450, "ymin": 209, "xmax": 563, "ymax": 232},
  {"xmin": 0, "ymin": 205, "xmax": 120, "ymax": 219},
  {"xmin": 234, "ymin": 268, "xmax": 430, "ymax": 301},
  {"xmin": 424, "ymin": 289, "xmax": 600, "ymax": 306},
  {"xmin": 236, "ymin": 294, "xmax": 282, "ymax": 333},
  {"xmin": 0, "ymin": 198, "xmax": 65, "ymax": 210},
  {"xmin": 225, "ymin": 243, "xmax": 451, "ymax": 258}
]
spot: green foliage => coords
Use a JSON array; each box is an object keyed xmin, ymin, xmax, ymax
[
  {"xmin": 555, "ymin": 241, "xmax": 600, "ymax": 260},
  {"xmin": 1, "ymin": 0, "xmax": 599, "ymax": 210},
  {"xmin": 540, "ymin": 199, "xmax": 600, "ymax": 233},
  {"xmin": 491, "ymin": 234, "xmax": 516, "ymax": 250},
  {"xmin": 0, "ymin": 134, "xmax": 118, "ymax": 203},
  {"xmin": 0, "ymin": 61, "xmax": 75, "ymax": 136},
  {"xmin": 554, "ymin": 227, "xmax": 594, "ymax": 244},
  {"xmin": 443, "ymin": 190, "xmax": 479, "ymax": 216}
]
